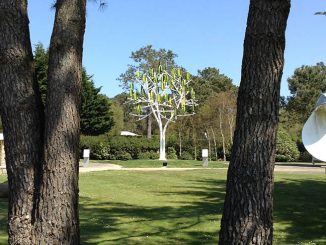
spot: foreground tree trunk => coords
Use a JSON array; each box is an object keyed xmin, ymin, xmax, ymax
[
  {"xmin": 34, "ymin": 0, "xmax": 86, "ymax": 243},
  {"xmin": 0, "ymin": 0, "xmax": 86, "ymax": 244},
  {"xmin": 219, "ymin": 0, "xmax": 290, "ymax": 244},
  {"xmin": 0, "ymin": 1, "xmax": 43, "ymax": 243}
]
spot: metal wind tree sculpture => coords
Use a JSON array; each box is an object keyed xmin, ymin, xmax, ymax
[{"xmin": 128, "ymin": 65, "xmax": 197, "ymax": 160}]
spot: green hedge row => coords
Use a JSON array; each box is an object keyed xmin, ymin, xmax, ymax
[
  {"xmin": 80, "ymin": 128, "xmax": 303, "ymax": 162},
  {"xmin": 80, "ymin": 135, "xmax": 161, "ymax": 160}
]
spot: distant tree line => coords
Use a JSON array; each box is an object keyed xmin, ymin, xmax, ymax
[
  {"xmin": 83, "ymin": 45, "xmax": 309, "ymax": 163},
  {"xmin": 32, "ymin": 43, "xmax": 319, "ymax": 163},
  {"xmin": 1, "ymin": 43, "xmax": 320, "ymax": 162},
  {"xmin": 279, "ymin": 62, "xmax": 326, "ymax": 161}
]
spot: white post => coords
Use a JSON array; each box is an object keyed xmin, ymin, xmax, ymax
[
  {"xmin": 83, "ymin": 149, "xmax": 90, "ymax": 167},
  {"xmin": 202, "ymin": 149, "xmax": 208, "ymax": 167}
]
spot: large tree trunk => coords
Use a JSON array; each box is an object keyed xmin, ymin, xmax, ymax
[
  {"xmin": 0, "ymin": 1, "xmax": 43, "ymax": 244},
  {"xmin": 219, "ymin": 0, "xmax": 290, "ymax": 244},
  {"xmin": 34, "ymin": 0, "xmax": 86, "ymax": 244}
]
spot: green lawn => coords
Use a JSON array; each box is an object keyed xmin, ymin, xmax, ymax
[
  {"xmin": 93, "ymin": 159, "xmax": 229, "ymax": 168},
  {"xmin": 0, "ymin": 170, "xmax": 325, "ymax": 244}
]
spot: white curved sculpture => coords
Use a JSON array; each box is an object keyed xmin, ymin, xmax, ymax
[{"xmin": 302, "ymin": 93, "xmax": 326, "ymax": 162}]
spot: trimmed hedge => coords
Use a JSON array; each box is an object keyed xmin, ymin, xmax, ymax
[
  {"xmin": 80, "ymin": 135, "xmax": 110, "ymax": 160},
  {"xmin": 80, "ymin": 135, "xmax": 160, "ymax": 160},
  {"xmin": 138, "ymin": 151, "xmax": 159, "ymax": 159},
  {"xmin": 85, "ymin": 133, "xmax": 230, "ymax": 161},
  {"xmin": 108, "ymin": 136, "xmax": 160, "ymax": 159}
]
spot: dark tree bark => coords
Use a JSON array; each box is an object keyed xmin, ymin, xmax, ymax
[
  {"xmin": 0, "ymin": 0, "xmax": 86, "ymax": 244},
  {"xmin": 219, "ymin": 1, "xmax": 291, "ymax": 244},
  {"xmin": 34, "ymin": 0, "xmax": 86, "ymax": 243},
  {"xmin": 0, "ymin": 1, "xmax": 43, "ymax": 244}
]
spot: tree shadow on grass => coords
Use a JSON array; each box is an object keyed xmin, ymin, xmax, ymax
[
  {"xmin": 80, "ymin": 177, "xmax": 326, "ymax": 245},
  {"xmin": 274, "ymin": 178, "xmax": 326, "ymax": 244},
  {"xmin": 1, "ymin": 175, "xmax": 325, "ymax": 244},
  {"xmin": 79, "ymin": 179, "xmax": 226, "ymax": 244}
]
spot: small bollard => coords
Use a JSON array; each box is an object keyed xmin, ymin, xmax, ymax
[
  {"xmin": 202, "ymin": 149, "xmax": 208, "ymax": 167},
  {"xmin": 83, "ymin": 149, "xmax": 90, "ymax": 167}
]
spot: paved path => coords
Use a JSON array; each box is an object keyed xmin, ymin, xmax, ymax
[
  {"xmin": 79, "ymin": 163, "xmax": 326, "ymax": 174},
  {"xmin": 79, "ymin": 163, "xmax": 122, "ymax": 173},
  {"xmin": 274, "ymin": 164, "xmax": 326, "ymax": 174}
]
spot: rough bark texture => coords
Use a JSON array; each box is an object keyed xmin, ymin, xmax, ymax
[
  {"xmin": 219, "ymin": 0, "xmax": 290, "ymax": 244},
  {"xmin": 0, "ymin": 1, "xmax": 43, "ymax": 244},
  {"xmin": 34, "ymin": 0, "xmax": 86, "ymax": 244}
]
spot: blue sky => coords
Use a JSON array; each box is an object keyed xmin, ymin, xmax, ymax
[{"xmin": 28, "ymin": 0, "xmax": 326, "ymax": 98}]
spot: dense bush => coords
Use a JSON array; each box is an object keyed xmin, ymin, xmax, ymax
[
  {"xmin": 276, "ymin": 128, "xmax": 300, "ymax": 162},
  {"xmin": 109, "ymin": 136, "xmax": 159, "ymax": 159},
  {"xmin": 115, "ymin": 151, "xmax": 132, "ymax": 161},
  {"xmin": 167, "ymin": 147, "xmax": 178, "ymax": 159},
  {"xmin": 80, "ymin": 134, "xmax": 226, "ymax": 161},
  {"xmin": 138, "ymin": 151, "xmax": 159, "ymax": 159},
  {"xmin": 180, "ymin": 151, "xmax": 193, "ymax": 160},
  {"xmin": 80, "ymin": 135, "xmax": 161, "ymax": 160},
  {"xmin": 80, "ymin": 135, "xmax": 110, "ymax": 160}
]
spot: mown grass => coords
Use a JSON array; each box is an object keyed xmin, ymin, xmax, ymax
[
  {"xmin": 0, "ymin": 175, "xmax": 6, "ymax": 244},
  {"xmin": 93, "ymin": 159, "xmax": 228, "ymax": 168},
  {"xmin": 0, "ymin": 170, "xmax": 325, "ymax": 244}
]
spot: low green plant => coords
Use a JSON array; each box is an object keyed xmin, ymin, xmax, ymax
[
  {"xmin": 180, "ymin": 151, "xmax": 193, "ymax": 160},
  {"xmin": 109, "ymin": 136, "xmax": 159, "ymax": 159},
  {"xmin": 138, "ymin": 151, "xmax": 159, "ymax": 160},
  {"xmin": 116, "ymin": 151, "xmax": 132, "ymax": 161},
  {"xmin": 167, "ymin": 147, "xmax": 178, "ymax": 159},
  {"xmin": 80, "ymin": 135, "xmax": 110, "ymax": 160}
]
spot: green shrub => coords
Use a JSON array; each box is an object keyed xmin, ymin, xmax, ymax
[
  {"xmin": 80, "ymin": 135, "xmax": 110, "ymax": 160},
  {"xmin": 276, "ymin": 128, "xmax": 300, "ymax": 162},
  {"xmin": 167, "ymin": 147, "xmax": 178, "ymax": 159},
  {"xmin": 276, "ymin": 154, "xmax": 289, "ymax": 162},
  {"xmin": 138, "ymin": 151, "xmax": 159, "ymax": 159},
  {"xmin": 116, "ymin": 151, "xmax": 132, "ymax": 161},
  {"xmin": 108, "ymin": 136, "xmax": 160, "ymax": 159},
  {"xmin": 180, "ymin": 151, "xmax": 193, "ymax": 160}
]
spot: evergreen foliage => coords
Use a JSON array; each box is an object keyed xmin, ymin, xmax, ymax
[
  {"xmin": 118, "ymin": 45, "xmax": 177, "ymax": 90},
  {"xmin": 34, "ymin": 43, "xmax": 114, "ymax": 135},
  {"xmin": 81, "ymin": 72, "xmax": 114, "ymax": 135},
  {"xmin": 286, "ymin": 62, "xmax": 326, "ymax": 123},
  {"xmin": 192, "ymin": 67, "xmax": 236, "ymax": 104}
]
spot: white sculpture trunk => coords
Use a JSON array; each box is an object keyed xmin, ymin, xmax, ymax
[{"xmin": 159, "ymin": 125, "xmax": 167, "ymax": 161}]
